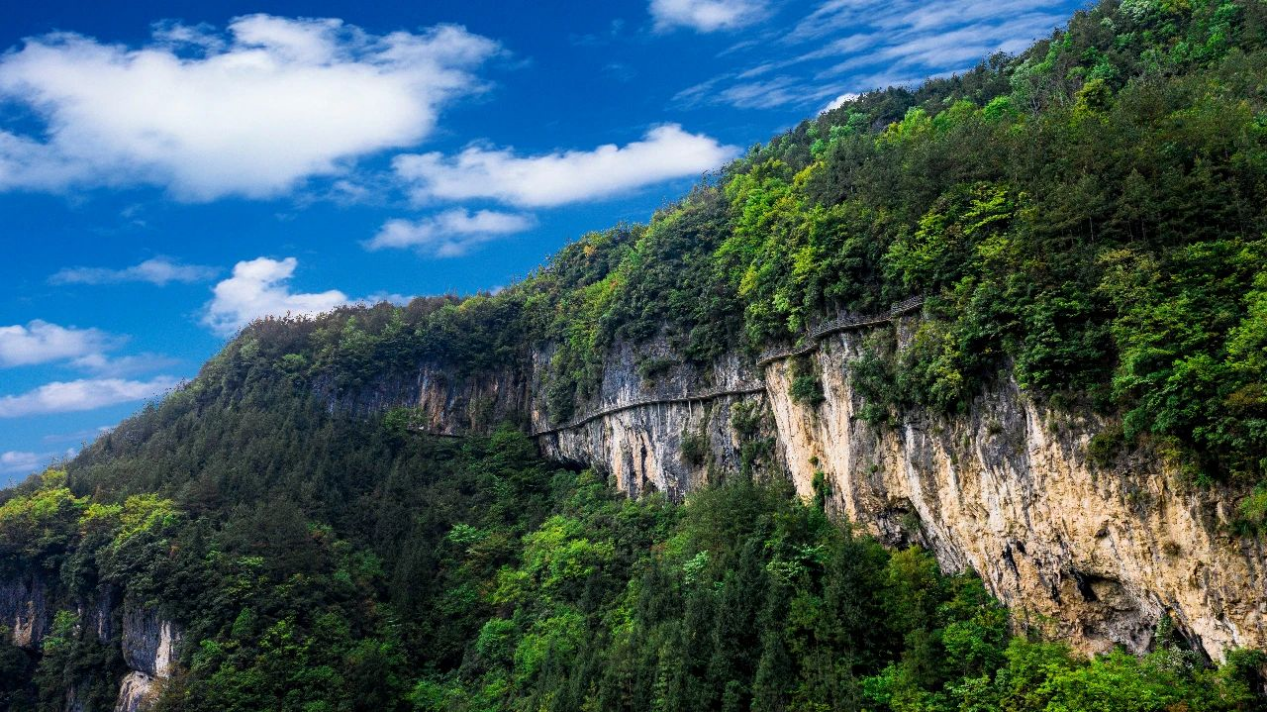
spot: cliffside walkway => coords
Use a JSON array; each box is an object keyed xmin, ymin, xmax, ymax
[
  {"xmin": 530, "ymin": 384, "xmax": 768, "ymax": 437},
  {"xmin": 528, "ymin": 296, "xmax": 923, "ymax": 438}
]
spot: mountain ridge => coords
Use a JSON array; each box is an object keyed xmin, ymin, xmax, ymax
[{"xmin": 5, "ymin": 0, "xmax": 1267, "ymax": 709}]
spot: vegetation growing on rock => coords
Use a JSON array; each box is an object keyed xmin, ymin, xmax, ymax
[{"xmin": 5, "ymin": 0, "xmax": 1267, "ymax": 708}]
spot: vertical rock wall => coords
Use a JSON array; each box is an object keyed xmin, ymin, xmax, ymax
[
  {"xmin": 310, "ymin": 316, "xmax": 1266, "ymax": 660},
  {"xmin": 115, "ymin": 607, "xmax": 182, "ymax": 712},
  {"xmin": 522, "ymin": 319, "xmax": 1267, "ymax": 660}
]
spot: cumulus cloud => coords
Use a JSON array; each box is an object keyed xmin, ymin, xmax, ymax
[
  {"xmin": 650, "ymin": 0, "xmax": 769, "ymax": 32},
  {"xmin": 50, "ymin": 257, "xmax": 218, "ymax": 285},
  {"xmin": 0, "ymin": 16, "xmax": 500, "ymax": 200},
  {"xmin": 394, "ymin": 125, "xmax": 739, "ymax": 208},
  {"xmin": 0, "ymin": 376, "xmax": 179, "ymax": 418},
  {"xmin": 0, "ymin": 321, "xmax": 120, "ymax": 368},
  {"xmin": 367, "ymin": 209, "xmax": 535, "ymax": 257},
  {"xmin": 203, "ymin": 257, "xmax": 353, "ymax": 336}
]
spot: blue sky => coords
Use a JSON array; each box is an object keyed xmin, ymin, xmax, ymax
[{"xmin": 0, "ymin": 0, "xmax": 1083, "ymax": 484}]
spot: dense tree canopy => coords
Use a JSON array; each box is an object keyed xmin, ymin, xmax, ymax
[
  {"xmin": 199, "ymin": 0, "xmax": 1267, "ymax": 490},
  {"xmin": 5, "ymin": 0, "xmax": 1267, "ymax": 708}
]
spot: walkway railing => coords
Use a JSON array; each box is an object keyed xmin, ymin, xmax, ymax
[
  {"xmin": 528, "ymin": 296, "xmax": 923, "ymax": 438},
  {"xmin": 755, "ymin": 296, "xmax": 924, "ymax": 367},
  {"xmin": 530, "ymin": 384, "xmax": 766, "ymax": 437}
]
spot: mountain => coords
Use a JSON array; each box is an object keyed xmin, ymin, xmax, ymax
[{"xmin": 4, "ymin": 0, "xmax": 1267, "ymax": 710}]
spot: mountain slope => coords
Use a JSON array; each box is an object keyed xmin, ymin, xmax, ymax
[{"xmin": 5, "ymin": 0, "xmax": 1267, "ymax": 709}]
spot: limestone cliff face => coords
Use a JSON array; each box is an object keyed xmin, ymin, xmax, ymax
[
  {"xmin": 549, "ymin": 319, "xmax": 1266, "ymax": 660},
  {"xmin": 317, "ymin": 361, "xmax": 531, "ymax": 436},
  {"xmin": 535, "ymin": 341, "xmax": 778, "ymax": 499},
  {"xmin": 538, "ymin": 322, "xmax": 1267, "ymax": 660},
  {"xmin": 115, "ymin": 606, "xmax": 182, "ymax": 712},
  {"xmin": 315, "ymin": 317, "xmax": 1267, "ymax": 661},
  {"xmin": 760, "ymin": 318, "xmax": 1267, "ymax": 661},
  {"xmin": 0, "ymin": 571, "xmax": 50, "ymax": 649},
  {"xmin": 0, "ymin": 572, "xmax": 180, "ymax": 712}
]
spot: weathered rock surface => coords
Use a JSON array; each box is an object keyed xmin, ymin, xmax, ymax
[
  {"xmin": 317, "ymin": 361, "xmax": 531, "ymax": 436},
  {"xmin": 115, "ymin": 606, "xmax": 182, "ymax": 711},
  {"xmin": 536, "ymin": 343, "xmax": 774, "ymax": 498},
  {"xmin": 760, "ymin": 320, "xmax": 1267, "ymax": 660},
  {"xmin": 0, "ymin": 571, "xmax": 51, "ymax": 649},
  {"xmin": 312, "ymin": 317, "xmax": 1267, "ymax": 660},
  {"xmin": 115, "ymin": 672, "xmax": 159, "ymax": 712},
  {"xmin": 121, "ymin": 606, "xmax": 181, "ymax": 678}
]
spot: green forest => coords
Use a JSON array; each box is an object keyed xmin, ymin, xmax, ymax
[
  {"xmin": 4, "ymin": 0, "xmax": 1267, "ymax": 709},
  {"xmin": 3, "ymin": 397, "xmax": 1265, "ymax": 711},
  {"xmin": 206, "ymin": 0, "xmax": 1267, "ymax": 493}
]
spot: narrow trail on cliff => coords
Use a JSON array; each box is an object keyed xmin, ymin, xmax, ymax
[
  {"xmin": 405, "ymin": 297, "xmax": 924, "ymax": 439},
  {"xmin": 524, "ymin": 296, "xmax": 925, "ymax": 437}
]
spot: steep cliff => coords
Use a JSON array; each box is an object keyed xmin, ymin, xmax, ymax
[
  {"xmin": 0, "ymin": 572, "xmax": 51, "ymax": 650},
  {"xmin": 348, "ymin": 309, "xmax": 1267, "ymax": 663},
  {"xmin": 546, "ymin": 321, "xmax": 1265, "ymax": 661},
  {"xmin": 115, "ymin": 607, "xmax": 181, "ymax": 712},
  {"xmin": 0, "ymin": 570, "xmax": 180, "ymax": 712}
]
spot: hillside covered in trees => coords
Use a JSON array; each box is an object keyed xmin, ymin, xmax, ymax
[{"xmin": 4, "ymin": 0, "xmax": 1267, "ymax": 709}]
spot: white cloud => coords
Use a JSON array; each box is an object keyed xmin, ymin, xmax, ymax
[
  {"xmin": 0, "ymin": 16, "xmax": 500, "ymax": 200},
  {"xmin": 0, "ymin": 451, "xmax": 45, "ymax": 476},
  {"xmin": 0, "ymin": 321, "xmax": 120, "ymax": 368},
  {"xmin": 0, "ymin": 376, "xmax": 179, "ymax": 418},
  {"xmin": 394, "ymin": 125, "xmax": 740, "ymax": 208},
  {"xmin": 71, "ymin": 352, "xmax": 182, "ymax": 378},
  {"xmin": 650, "ymin": 0, "xmax": 769, "ymax": 32},
  {"xmin": 675, "ymin": 0, "xmax": 1066, "ymax": 110},
  {"xmin": 41, "ymin": 425, "xmax": 113, "ymax": 445},
  {"xmin": 50, "ymin": 257, "xmax": 218, "ymax": 285},
  {"xmin": 367, "ymin": 208, "xmax": 535, "ymax": 257},
  {"xmin": 822, "ymin": 92, "xmax": 860, "ymax": 112},
  {"xmin": 203, "ymin": 257, "xmax": 350, "ymax": 336}
]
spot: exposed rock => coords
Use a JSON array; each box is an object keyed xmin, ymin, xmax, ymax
[
  {"xmin": 0, "ymin": 571, "xmax": 51, "ymax": 649},
  {"xmin": 76, "ymin": 585, "xmax": 119, "ymax": 644},
  {"xmin": 316, "ymin": 361, "xmax": 531, "ymax": 436},
  {"xmin": 313, "ymin": 315, "xmax": 1267, "ymax": 660},
  {"xmin": 532, "ymin": 323, "xmax": 1267, "ymax": 659},
  {"xmin": 755, "ymin": 320, "xmax": 1267, "ymax": 660},
  {"xmin": 106, "ymin": 607, "xmax": 182, "ymax": 712},
  {"xmin": 114, "ymin": 672, "xmax": 159, "ymax": 712},
  {"xmin": 121, "ymin": 607, "xmax": 181, "ymax": 678},
  {"xmin": 535, "ymin": 344, "xmax": 777, "ymax": 498}
]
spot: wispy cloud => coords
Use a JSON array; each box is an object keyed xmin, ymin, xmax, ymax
[
  {"xmin": 70, "ymin": 352, "xmax": 181, "ymax": 378},
  {"xmin": 41, "ymin": 425, "xmax": 113, "ymax": 445},
  {"xmin": 0, "ymin": 450, "xmax": 64, "ymax": 480},
  {"xmin": 0, "ymin": 450, "xmax": 44, "ymax": 476},
  {"xmin": 0, "ymin": 16, "xmax": 501, "ymax": 200},
  {"xmin": 0, "ymin": 376, "xmax": 179, "ymax": 418},
  {"xmin": 676, "ymin": 0, "xmax": 1071, "ymax": 110},
  {"xmin": 367, "ymin": 209, "xmax": 536, "ymax": 258},
  {"xmin": 394, "ymin": 124, "xmax": 739, "ymax": 208},
  {"xmin": 649, "ymin": 0, "xmax": 771, "ymax": 33},
  {"xmin": 822, "ymin": 92, "xmax": 860, "ymax": 113},
  {"xmin": 0, "ymin": 320, "xmax": 175, "ymax": 378},
  {"xmin": 50, "ymin": 257, "xmax": 218, "ymax": 286}
]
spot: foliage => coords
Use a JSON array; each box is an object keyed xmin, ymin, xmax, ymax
[
  {"xmin": 165, "ymin": 0, "xmax": 1267, "ymax": 484},
  {"xmin": 6, "ymin": 0, "xmax": 1267, "ymax": 707},
  {"xmin": 1, "ymin": 369, "xmax": 1261, "ymax": 711}
]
